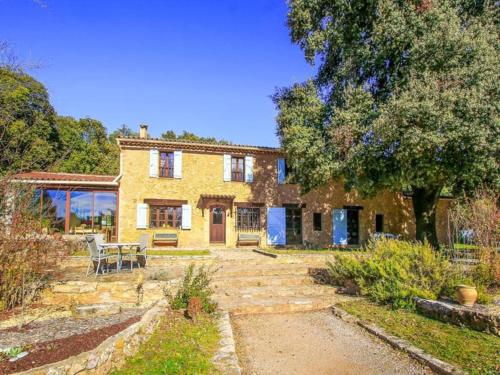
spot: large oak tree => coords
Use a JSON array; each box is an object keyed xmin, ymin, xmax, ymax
[{"xmin": 273, "ymin": 0, "xmax": 499, "ymax": 247}]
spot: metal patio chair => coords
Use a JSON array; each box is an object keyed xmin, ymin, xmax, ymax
[
  {"xmin": 134, "ymin": 234, "xmax": 149, "ymax": 269},
  {"xmin": 85, "ymin": 234, "xmax": 118, "ymax": 277}
]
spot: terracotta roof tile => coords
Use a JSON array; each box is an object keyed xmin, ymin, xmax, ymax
[
  {"xmin": 12, "ymin": 172, "xmax": 117, "ymax": 183},
  {"xmin": 116, "ymin": 137, "xmax": 282, "ymax": 154}
]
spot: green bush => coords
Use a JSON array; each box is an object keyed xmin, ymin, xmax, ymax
[
  {"xmin": 328, "ymin": 239, "xmax": 481, "ymax": 309},
  {"xmin": 171, "ymin": 264, "xmax": 218, "ymax": 313}
]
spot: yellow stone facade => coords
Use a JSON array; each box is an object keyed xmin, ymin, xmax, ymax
[{"xmin": 117, "ymin": 139, "xmax": 451, "ymax": 248}]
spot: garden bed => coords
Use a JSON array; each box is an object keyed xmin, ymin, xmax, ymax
[
  {"xmin": 111, "ymin": 311, "xmax": 220, "ymax": 375},
  {"xmin": 0, "ymin": 316, "xmax": 140, "ymax": 374}
]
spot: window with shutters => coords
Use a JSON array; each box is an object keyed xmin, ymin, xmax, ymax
[
  {"xmin": 236, "ymin": 207, "xmax": 260, "ymax": 231},
  {"xmin": 231, "ymin": 156, "xmax": 245, "ymax": 182},
  {"xmin": 150, "ymin": 206, "xmax": 182, "ymax": 228},
  {"xmin": 159, "ymin": 152, "xmax": 174, "ymax": 178}
]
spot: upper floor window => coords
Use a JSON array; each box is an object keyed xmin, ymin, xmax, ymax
[
  {"xmin": 231, "ymin": 156, "xmax": 244, "ymax": 182},
  {"xmin": 150, "ymin": 205, "xmax": 182, "ymax": 228},
  {"xmin": 236, "ymin": 207, "xmax": 260, "ymax": 230},
  {"xmin": 159, "ymin": 152, "xmax": 174, "ymax": 178}
]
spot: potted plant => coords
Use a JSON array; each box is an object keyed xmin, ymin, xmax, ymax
[{"xmin": 456, "ymin": 285, "xmax": 478, "ymax": 307}]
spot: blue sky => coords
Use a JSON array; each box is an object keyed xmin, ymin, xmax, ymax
[{"xmin": 0, "ymin": 0, "xmax": 315, "ymax": 146}]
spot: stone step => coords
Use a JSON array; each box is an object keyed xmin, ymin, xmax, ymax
[
  {"xmin": 214, "ymin": 284, "xmax": 337, "ymax": 300},
  {"xmin": 72, "ymin": 303, "xmax": 121, "ymax": 317},
  {"xmin": 214, "ymin": 264, "xmax": 318, "ymax": 277},
  {"xmin": 221, "ymin": 296, "xmax": 335, "ymax": 315},
  {"xmin": 212, "ymin": 275, "xmax": 315, "ymax": 288}
]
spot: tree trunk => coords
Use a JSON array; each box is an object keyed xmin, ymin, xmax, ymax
[{"xmin": 411, "ymin": 186, "xmax": 442, "ymax": 249}]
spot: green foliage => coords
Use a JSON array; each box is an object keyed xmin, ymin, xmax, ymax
[
  {"xmin": 108, "ymin": 124, "xmax": 138, "ymax": 142},
  {"xmin": 52, "ymin": 116, "xmax": 119, "ymax": 175},
  {"xmin": 330, "ymin": 239, "xmax": 494, "ymax": 308},
  {"xmin": 161, "ymin": 129, "xmax": 231, "ymax": 145},
  {"xmin": 0, "ymin": 67, "xmax": 120, "ymax": 176},
  {"xmin": 3, "ymin": 347, "xmax": 24, "ymax": 359},
  {"xmin": 0, "ymin": 67, "xmax": 60, "ymax": 175},
  {"xmin": 112, "ymin": 312, "xmax": 220, "ymax": 375},
  {"xmin": 171, "ymin": 264, "xmax": 218, "ymax": 313},
  {"xmin": 275, "ymin": 0, "xmax": 500, "ymax": 245},
  {"xmin": 339, "ymin": 299, "xmax": 500, "ymax": 375},
  {"xmin": 329, "ymin": 240, "xmax": 441, "ymax": 308}
]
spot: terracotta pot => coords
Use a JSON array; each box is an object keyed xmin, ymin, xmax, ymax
[{"xmin": 456, "ymin": 285, "xmax": 478, "ymax": 307}]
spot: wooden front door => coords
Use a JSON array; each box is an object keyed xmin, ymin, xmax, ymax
[{"xmin": 210, "ymin": 206, "xmax": 226, "ymax": 243}]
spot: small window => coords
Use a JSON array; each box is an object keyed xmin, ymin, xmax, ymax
[
  {"xmin": 159, "ymin": 152, "xmax": 174, "ymax": 178},
  {"xmin": 212, "ymin": 207, "xmax": 224, "ymax": 224},
  {"xmin": 375, "ymin": 214, "xmax": 384, "ymax": 233},
  {"xmin": 231, "ymin": 156, "xmax": 244, "ymax": 182},
  {"xmin": 313, "ymin": 212, "xmax": 322, "ymax": 231},
  {"xmin": 150, "ymin": 205, "xmax": 182, "ymax": 228},
  {"xmin": 236, "ymin": 207, "xmax": 260, "ymax": 231}
]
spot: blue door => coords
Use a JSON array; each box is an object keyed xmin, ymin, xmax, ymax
[
  {"xmin": 332, "ymin": 209, "xmax": 348, "ymax": 245},
  {"xmin": 267, "ymin": 207, "xmax": 286, "ymax": 245}
]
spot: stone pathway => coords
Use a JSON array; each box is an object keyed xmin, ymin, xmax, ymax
[
  {"xmin": 233, "ymin": 311, "xmax": 433, "ymax": 375},
  {"xmin": 0, "ymin": 308, "xmax": 145, "ymax": 349}
]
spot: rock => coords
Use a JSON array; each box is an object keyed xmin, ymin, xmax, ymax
[
  {"xmin": 86, "ymin": 353, "xmax": 99, "ymax": 369},
  {"xmin": 73, "ymin": 303, "xmax": 121, "ymax": 318},
  {"xmin": 415, "ymin": 297, "xmax": 500, "ymax": 336}
]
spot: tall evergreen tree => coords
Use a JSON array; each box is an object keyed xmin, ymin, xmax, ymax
[{"xmin": 274, "ymin": 0, "xmax": 499, "ymax": 247}]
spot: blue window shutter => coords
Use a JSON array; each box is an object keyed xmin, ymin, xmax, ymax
[
  {"xmin": 332, "ymin": 209, "xmax": 348, "ymax": 245},
  {"xmin": 277, "ymin": 158, "xmax": 285, "ymax": 184},
  {"xmin": 244, "ymin": 155, "xmax": 254, "ymax": 183},
  {"xmin": 173, "ymin": 150, "xmax": 182, "ymax": 179},
  {"xmin": 267, "ymin": 207, "xmax": 286, "ymax": 245}
]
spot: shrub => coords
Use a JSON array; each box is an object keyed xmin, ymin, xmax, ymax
[
  {"xmin": 329, "ymin": 239, "xmax": 458, "ymax": 309},
  {"xmin": 0, "ymin": 180, "xmax": 69, "ymax": 311},
  {"xmin": 171, "ymin": 264, "xmax": 218, "ymax": 314}
]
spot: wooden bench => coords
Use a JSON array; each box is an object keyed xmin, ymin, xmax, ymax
[
  {"xmin": 152, "ymin": 233, "xmax": 178, "ymax": 247},
  {"xmin": 237, "ymin": 233, "xmax": 260, "ymax": 247}
]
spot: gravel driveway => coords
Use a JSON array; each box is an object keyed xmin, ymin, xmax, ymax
[{"xmin": 232, "ymin": 310, "xmax": 433, "ymax": 375}]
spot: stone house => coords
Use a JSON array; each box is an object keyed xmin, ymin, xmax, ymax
[{"xmin": 14, "ymin": 125, "xmax": 451, "ymax": 248}]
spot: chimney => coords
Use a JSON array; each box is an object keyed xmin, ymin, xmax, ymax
[{"xmin": 139, "ymin": 124, "xmax": 148, "ymax": 139}]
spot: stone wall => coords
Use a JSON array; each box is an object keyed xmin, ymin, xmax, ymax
[
  {"xmin": 415, "ymin": 298, "xmax": 500, "ymax": 336},
  {"xmin": 18, "ymin": 300, "xmax": 168, "ymax": 375},
  {"xmin": 118, "ymin": 146, "xmax": 451, "ymax": 248}
]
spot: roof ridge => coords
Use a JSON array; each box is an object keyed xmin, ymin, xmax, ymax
[
  {"xmin": 22, "ymin": 171, "xmax": 117, "ymax": 177},
  {"xmin": 116, "ymin": 136, "xmax": 281, "ymax": 151}
]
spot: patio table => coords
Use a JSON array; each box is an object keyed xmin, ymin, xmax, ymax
[{"xmin": 100, "ymin": 242, "xmax": 140, "ymax": 272}]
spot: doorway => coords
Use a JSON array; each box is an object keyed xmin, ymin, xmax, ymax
[
  {"xmin": 286, "ymin": 207, "xmax": 302, "ymax": 245},
  {"xmin": 210, "ymin": 206, "xmax": 226, "ymax": 243},
  {"xmin": 346, "ymin": 209, "xmax": 359, "ymax": 245}
]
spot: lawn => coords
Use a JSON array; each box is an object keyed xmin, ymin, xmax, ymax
[
  {"xmin": 337, "ymin": 300, "xmax": 500, "ymax": 375},
  {"xmin": 112, "ymin": 311, "xmax": 220, "ymax": 375},
  {"xmin": 72, "ymin": 249, "xmax": 210, "ymax": 256}
]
